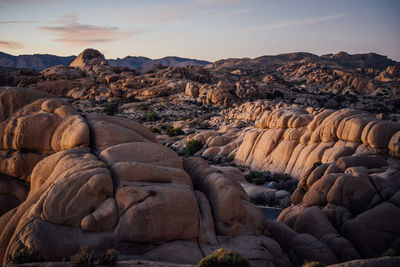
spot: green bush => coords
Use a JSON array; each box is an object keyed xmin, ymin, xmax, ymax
[
  {"xmin": 227, "ymin": 153, "xmax": 236, "ymax": 162},
  {"xmin": 70, "ymin": 247, "xmax": 118, "ymax": 267},
  {"xmin": 142, "ymin": 111, "xmax": 159, "ymax": 122},
  {"xmin": 253, "ymin": 178, "xmax": 267, "ymax": 185},
  {"xmin": 124, "ymin": 95, "xmax": 137, "ymax": 103},
  {"xmin": 185, "ymin": 139, "xmax": 203, "ymax": 155},
  {"xmin": 250, "ymin": 170, "xmax": 266, "ymax": 179},
  {"xmin": 158, "ymin": 91, "xmax": 169, "ymax": 97},
  {"xmin": 383, "ymin": 248, "xmax": 400, "ymax": 257},
  {"xmin": 271, "ymin": 173, "xmax": 291, "ymax": 181},
  {"xmin": 103, "ymin": 104, "xmax": 119, "ymax": 116},
  {"xmin": 198, "ymin": 120, "xmax": 210, "ymax": 129},
  {"xmin": 8, "ymin": 246, "xmax": 43, "ymax": 264},
  {"xmin": 98, "ymin": 248, "xmax": 117, "ymax": 266},
  {"xmin": 198, "ymin": 248, "xmax": 250, "ymax": 267},
  {"xmin": 236, "ymin": 121, "xmax": 246, "ymax": 129},
  {"xmin": 302, "ymin": 261, "xmax": 325, "ymax": 267},
  {"xmin": 136, "ymin": 103, "xmax": 148, "ymax": 110},
  {"xmin": 149, "ymin": 127, "xmax": 161, "ymax": 134},
  {"xmin": 71, "ymin": 246, "xmax": 94, "ymax": 267},
  {"xmin": 165, "ymin": 127, "xmax": 185, "ymax": 137}
]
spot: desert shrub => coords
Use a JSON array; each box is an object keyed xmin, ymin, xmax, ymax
[
  {"xmin": 8, "ymin": 246, "xmax": 43, "ymax": 264},
  {"xmin": 124, "ymin": 95, "xmax": 137, "ymax": 103},
  {"xmin": 98, "ymin": 249, "xmax": 117, "ymax": 266},
  {"xmin": 165, "ymin": 127, "xmax": 185, "ymax": 137},
  {"xmin": 149, "ymin": 127, "xmax": 161, "ymax": 134},
  {"xmin": 334, "ymin": 95, "xmax": 346, "ymax": 103},
  {"xmin": 185, "ymin": 139, "xmax": 203, "ymax": 155},
  {"xmin": 179, "ymin": 115, "xmax": 192, "ymax": 120},
  {"xmin": 271, "ymin": 173, "xmax": 291, "ymax": 181},
  {"xmin": 200, "ymin": 105, "xmax": 210, "ymax": 111},
  {"xmin": 185, "ymin": 129, "xmax": 196, "ymax": 135},
  {"xmin": 227, "ymin": 152, "xmax": 236, "ymax": 162},
  {"xmin": 136, "ymin": 103, "xmax": 148, "ymax": 110},
  {"xmin": 266, "ymin": 90, "xmax": 284, "ymax": 99},
  {"xmin": 71, "ymin": 246, "xmax": 95, "ymax": 267},
  {"xmin": 236, "ymin": 121, "xmax": 246, "ymax": 129},
  {"xmin": 348, "ymin": 94, "xmax": 358, "ymax": 103},
  {"xmin": 302, "ymin": 262, "xmax": 325, "ymax": 267},
  {"xmin": 103, "ymin": 104, "xmax": 119, "ymax": 116},
  {"xmin": 383, "ymin": 248, "xmax": 400, "ymax": 257},
  {"xmin": 250, "ymin": 170, "xmax": 265, "ymax": 178},
  {"xmin": 198, "ymin": 248, "xmax": 250, "ymax": 267},
  {"xmin": 158, "ymin": 91, "xmax": 169, "ymax": 97},
  {"xmin": 198, "ymin": 120, "xmax": 210, "ymax": 129},
  {"xmin": 142, "ymin": 111, "xmax": 158, "ymax": 122},
  {"xmin": 253, "ymin": 178, "xmax": 267, "ymax": 185},
  {"xmin": 246, "ymin": 171, "xmax": 270, "ymax": 184}
]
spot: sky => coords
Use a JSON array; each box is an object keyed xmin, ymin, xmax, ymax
[{"xmin": 0, "ymin": 0, "xmax": 399, "ymax": 61}]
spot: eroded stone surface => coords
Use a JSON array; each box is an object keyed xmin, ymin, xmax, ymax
[{"xmin": 0, "ymin": 87, "xmax": 319, "ymax": 267}]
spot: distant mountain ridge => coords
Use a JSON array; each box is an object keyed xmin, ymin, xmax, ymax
[
  {"xmin": 0, "ymin": 52, "xmax": 211, "ymax": 71},
  {"xmin": 108, "ymin": 56, "xmax": 211, "ymax": 69},
  {"xmin": 0, "ymin": 52, "xmax": 75, "ymax": 71},
  {"xmin": 0, "ymin": 50, "xmax": 398, "ymax": 72},
  {"xmin": 211, "ymin": 51, "xmax": 400, "ymax": 71}
]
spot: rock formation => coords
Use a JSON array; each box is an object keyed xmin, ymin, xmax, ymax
[
  {"xmin": 1, "ymin": 48, "xmax": 400, "ymax": 266},
  {"xmin": 0, "ymin": 86, "xmax": 357, "ymax": 267},
  {"xmin": 229, "ymin": 105, "xmax": 400, "ymax": 260}
]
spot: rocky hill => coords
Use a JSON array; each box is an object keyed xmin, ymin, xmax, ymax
[
  {"xmin": 109, "ymin": 56, "xmax": 210, "ymax": 69},
  {"xmin": 211, "ymin": 51, "xmax": 399, "ymax": 71},
  {"xmin": 0, "ymin": 52, "xmax": 75, "ymax": 71},
  {"xmin": 0, "ymin": 51, "xmax": 210, "ymax": 71}
]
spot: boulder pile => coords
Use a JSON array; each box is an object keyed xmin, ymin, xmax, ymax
[
  {"xmin": 0, "ymin": 86, "xmax": 357, "ymax": 267},
  {"xmin": 230, "ymin": 105, "xmax": 400, "ymax": 259}
]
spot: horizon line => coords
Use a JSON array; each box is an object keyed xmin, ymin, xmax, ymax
[{"xmin": 1, "ymin": 49, "xmax": 398, "ymax": 63}]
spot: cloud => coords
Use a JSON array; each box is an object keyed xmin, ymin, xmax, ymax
[
  {"xmin": 39, "ymin": 15, "xmax": 135, "ymax": 46},
  {"xmin": 244, "ymin": 14, "xmax": 345, "ymax": 32},
  {"xmin": 0, "ymin": 20, "xmax": 35, "ymax": 24},
  {"xmin": 0, "ymin": 40, "xmax": 23, "ymax": 49}
]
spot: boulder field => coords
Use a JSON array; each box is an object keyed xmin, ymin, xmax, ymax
[
  {"xmin": 0, "ymin": 86, "xmax": 368, "ymax": 267},
  {"xmin": 223, "ymin": 105, "xmax": 400, "ymax": 260},
  {"xmin": 178, "ymin": 102, "xmax": 400, "ymax": 261}
]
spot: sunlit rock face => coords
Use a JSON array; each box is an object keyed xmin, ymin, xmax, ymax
[
  {"xmin": 234, "ymin": 106, "xmax": 400, "ymax": 178},
  {"xmin": 1, "ymin": 86, "xmax": 399, "ymax": 266},
  {"xmin": 69, "ymin": 48, "xmax": 108, "ymax": 74},
  {"xmin": 0, "ymin": 87, "xmax": 297, "ymax": 267},
  {"xmin": 232, "ymin": 105, "xmax": 400, "ymax": 259}
]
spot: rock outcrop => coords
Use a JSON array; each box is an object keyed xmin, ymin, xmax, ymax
[
  {"xmin": 234, "ymin": 107, "xmax": 400, "ymax": 178},
  {"xmin": 69, "ymin": 48, "xmax": 108, "ymax": 74},
  {"xmin": 231, "ymin": 105, "xmax": 400, "ymax": 259},
  {"xmin": 0, "ymin": 87, "xmax": 348, "ymax": 267}
]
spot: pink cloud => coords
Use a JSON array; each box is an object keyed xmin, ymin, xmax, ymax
[
  {"xmin": 39, "ymin": 15, "xmax": 134, "ymax": 46},
  {"xmin": 0, "ymin": 40, "xmax": 23, "ymax": 49}
]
